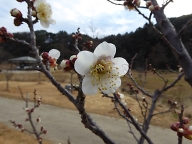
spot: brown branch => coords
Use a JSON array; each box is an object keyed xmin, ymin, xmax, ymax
[
  {"xmin": 113, "ymin": 100, "xmax": 139, "ymax": 142},
  {"xmin": 178, "ymin": 105, "xmax": 184, "ymax": 144},
  {"xmin": 113, "ymin": 93, "xmax": 154, "ymax": 144}
]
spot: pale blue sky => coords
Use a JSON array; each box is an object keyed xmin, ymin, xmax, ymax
[{"xmin": 1, "ymin": 0, "xmax": 192, "ymax": 37}]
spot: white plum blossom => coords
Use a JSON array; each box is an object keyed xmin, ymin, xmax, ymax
[
  {"xmin": 74, "ymin": 41, "xmax": 129, "ymax": 95},
  {"xmin": 48, "ymin": 49, "xmax": 60, "ymax": 59},
  {"xmin": 33, "ymin": 0, "xmax": 55, "ymax": 28}
]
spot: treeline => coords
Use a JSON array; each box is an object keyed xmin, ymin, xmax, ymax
[{"xmin": 1, "ymin": 14, "xmax": 192, "ymax": 70}]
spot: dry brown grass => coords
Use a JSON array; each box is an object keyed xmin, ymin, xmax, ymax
[
  {"xmin": 0, "ymin": 70, "xmax": 192, "ymax": 143},
  {"xmin": 0, "ymin": 123, "xmax": 52, "ymax": 144}
]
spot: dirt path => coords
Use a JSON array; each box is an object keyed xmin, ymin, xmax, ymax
[{"xmin": 0, "ymin": 97, "xmax": 189, "ymax": 144}]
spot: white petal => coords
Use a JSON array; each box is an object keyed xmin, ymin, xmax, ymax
[
  {"xmin": 49, "ymin": 49, "xmax": 60, "ymax": 59},
  {"xmin": 94, "ymin": 41, "xmax": 116, "ymax": 58},
  {"xmin": 82, "ymin": 74, "xmax": 98, "ymax": 95},
  {"xmin": 99, "ymin": 77, "xmax": 121, "ymax": 94},
  {"xmin": 34, "ymin": 0, "xmax": 46, "ymax": 7},
  {"xmin": 74, "ymin": 51, "xmax": 97, "ymax": 75},
  {"xmin": 112, "ymin": 57, "xmax": 129, "ymax": 76},
  {"xmin": 40, "ymin": 20, "xmax": 50, "ymax": 28}
]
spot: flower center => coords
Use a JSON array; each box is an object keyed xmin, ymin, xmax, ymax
[
  {"xmin": 90, "ymin": 60, "xmax": 111, "ymax": 76},
  {"xmin": 37, "ymin": 3, "xmax": 52, "ymax": 22},
  {"xmin": 90, "ymin": 60, "xmax": 119, "ymax": 90}
]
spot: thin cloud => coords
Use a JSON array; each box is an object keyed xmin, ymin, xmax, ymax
[{"xmin": 1, "ymin": 0, "xmax": 192, "ymax": 36}]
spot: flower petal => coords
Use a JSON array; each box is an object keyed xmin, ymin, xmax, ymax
[
  {"xmin": 75, "ymin": 51, "xmax": 97, "ymax": 75},
  {"xmin": 94, "ymin": 41, "xmax": 116, "ymax": 58},
  {"xmin": 112, "ymin": 57, "xmax": 129, "ymax": 76},
  {"xmin": 40, "ymin": 20, "xmax": 50, "ymax": 28},
  {"xmin": 99, "ymin": 77, "xmax": 121, "ymax": 94},
  {"xmin": 82, "ymin": 74, "xmax": 98, "ymax": 95},
  {"xmin": 49, "ymin": 49, "xmax": 60, "ymax": 59}
]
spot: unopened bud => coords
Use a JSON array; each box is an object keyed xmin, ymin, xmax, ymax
[
  {"xmin": 60, "ymin": 59, "xmax": 68, "ymax": 69},
  {"xmin": 32, "ymin": 10, "xmax": 37, "ymax": 17},
  {"xmin": 37, "ymin": 118, "xmax": 41, "ymax": 122},
  {"xmin": 146, "ymin": 1, "xmax": 152, "ymax": 7},
  {"xmin": 183, "ymin": 117, "xmax": 189, "ymax": 124},
  {"xmin": 134, "ymin": 0, "xmax": 141, "ymax": 7},
  {"xmin": 10, "ymin": 8, "xmax": 22, "ymax": 18},
  {"xmin": 178, "ymin": 128, "xmax": 184, "ymax": 133},
  {"xmin": 14, "ymin": 18, "xmax": 22, "ymax": 26},
  {"xmin": 154, "ymin": 5, "xmax": 160, "ymax": 10},
  {"xmin": 179, "ymin": 67, "xmax": 183, "ymax": 73},
  {"xmin": 148, "ymin": 5, "xmax": 154, "ymax": 11},
  {"xmin": 41, "ymin": 52, "xmax": 49, "ymax": 60},
  {"xmin": 69, "ymin": 55, "xmax": 77, "ymax": 64}
]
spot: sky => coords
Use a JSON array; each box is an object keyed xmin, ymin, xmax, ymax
[{"xmin": 1, "ymin": 0, "xmax": 192, "ymax": 37}]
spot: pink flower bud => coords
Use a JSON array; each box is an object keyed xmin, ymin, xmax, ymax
[
  {"xmin": 41, "ymin": 52, "xmax": 49, "ymax": 60},
  {"xmin": 154, "ymin": 5, "xmax": 160, "ymax": 10},
  {"xmin": 183, "ymin": 117, "xmax": 189, "ymax": 124},
  {"xmin": 0, "ymin": 27, "xmax": 7, "ymax": 33}
]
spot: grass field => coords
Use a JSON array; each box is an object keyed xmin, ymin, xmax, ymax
[{"xmin": 0, "ymin": 70, "xmax": 191, "ymax": 143}]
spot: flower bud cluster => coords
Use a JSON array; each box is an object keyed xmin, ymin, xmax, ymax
[
  {"xmin": 10, "ymin": 8, "xmax": 23, "ymax": 26},
  {"xmin": 41, "ymin": 52, "xmax": 58, "ymax": 69},
  {"xmin": 10, "ymin": 120, "xmax": 25, "ymax": 132},
  {"xmin": 83, "ymin": 41, "xmax": 93, "ymax": 50},
  {"xmin": 167, "ymin": 99, "xmax": 177, "ymax": 107},
  {"xmin": 145, "ymin": 1, "xmax": 160, "ymax": 11},
  {"xmin": 35, "ymin": 97, "xmax": 42, "ymax": 107},
  {"xmin": 127, "ymin": 83, "xmax": 139, "ymax": 95},
  {"xmin": 40, "ymin": 125, "xmax": 47, "ymax": 134},
  {"xmin": 170, "ymin": 118, "xmax": 192, "ymax": 140},
  {"xmin": 60, "ymin": 55, "xmax": 77, "ymax": 71},
  {"xmin": 116, "ymin": 92, "xmax": 127, "ymax": 106},
  {"xmin": 25, "ymin": 108, "xmax": 35, "ymax": 113},
  {"xmin": 72, "ymin": 28, "xmax": 82, "ymax": 40},
  {"xmin": 124, "ymin": 0, "xmax": 141, "ymax": 11},
  {"xmin": 148, "ymin": 64, "xmax": 157, "ymax": 74},
  {"xmin": 0, "ymin": 27, "xmax": 14, "ymax": 43}
]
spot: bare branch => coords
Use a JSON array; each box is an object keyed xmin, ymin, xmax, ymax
[
  {"xmin": 106, "ymin": 0, "xmax": 124, "ymax": 5},
  {"xmin": 177, "ymin": 19, "xmax": 192, "ymax": 37},
  {"xmin": 113, "ymin": 93, "xmax": 154, "ymax": 144}
]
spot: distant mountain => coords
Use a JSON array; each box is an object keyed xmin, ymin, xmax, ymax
[{"xmin": 1, "ymin": 14, "xmax": 192, "ymax": 70}]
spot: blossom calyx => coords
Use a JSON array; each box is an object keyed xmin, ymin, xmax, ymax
[{"xmin": 10, "ymin": 8, "xmax": 22, "ymax": 18}]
